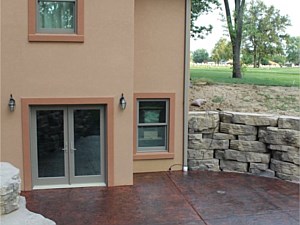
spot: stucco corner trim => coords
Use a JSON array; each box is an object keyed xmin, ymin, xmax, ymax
[{"xmin": 133, "ymin": 93, "xmax": 175, "ymax": 161}]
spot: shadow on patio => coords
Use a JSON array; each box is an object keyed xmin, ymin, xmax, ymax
[{"xmin": 22, "ymin": 171, "xmax": 300, "ymax": 225}]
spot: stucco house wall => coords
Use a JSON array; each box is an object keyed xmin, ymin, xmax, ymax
[
  {"xmin": 1, "ymin": 0, "xmax": 186, "ymax": 190},
  {"xmin": 134, "ymin": 0, "xmax": 185, "ymax": 172}
]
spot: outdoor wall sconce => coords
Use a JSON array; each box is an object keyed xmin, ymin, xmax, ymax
[
  {"xmin": 119, "ymin": 93, "xmax": 126, "ymax": 110},
  {"xmin": 8, "ymin": 94, "xmax": 16, "ymax": 112}
]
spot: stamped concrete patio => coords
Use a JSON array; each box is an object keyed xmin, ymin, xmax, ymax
[{"xmin": 22, "ymin": 171, "xmax": 300, "ymax": 225}]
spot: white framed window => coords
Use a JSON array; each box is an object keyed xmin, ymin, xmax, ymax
[
  {"xmin": 28, "ymin": 0, "xmax": 84, "ymax": 42},
  {"xmin": 37, "ymin": 0, "xmax": 76, "ymax": 34},
  {"xmin": 137, "ymin": 99, "xmax": 169, "ymax": 152}
]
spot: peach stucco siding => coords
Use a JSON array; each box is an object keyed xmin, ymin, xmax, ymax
[
  {"xmin": 134, "ymin": 0, "xmax": 185, "ymax": 172},
  {"xmin": 1, "ymin": 0, "xmax": 186, "ymax": 189}
]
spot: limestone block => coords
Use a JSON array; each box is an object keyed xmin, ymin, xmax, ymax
[
  {"xmin": 238, "ymin": 135, "xmax": 257, "ymax": 141},
  {"xmin": 270, "ymin": 159, "xmax": 300, "ymax": 176},
  {"xmin": 268, "ymin": 144, "xmax": 299, "ymax": 152},
  {"xmin": 188, "ymin": 159, "xmax": 220, "ymax": 171},
  {"xmin": 272, "ymin": 150, "xmax": 300, "ymax": 165},
  {"xmin": 0, "ymin": 197, "xmax": 56, "ymax": 225},
  {"xmin": 230, "ymin": 140, "xmax": 268, "ymax": 153},
  {"xmin": 229, "ymin": 112, "xmax": 278, "ymax": 126},
  {"xmin": 220, "ymin": 123, "xmax": 257, "ymax": 135},
  {"xmin": 259, "ymin": 127, "xmax": 300, "ymax": 147},
  {"xmin": 250, "ymin": 169, "xmax": 275, "ymax": 178},
  {"xmin": 0, "ymin": 162, "xmax": 21, "ymax": 215},
  {"xmin": 225, "ymin": 150, "xmax": 270, "ymax": 163},
  {"xmin": 188, "ymin": 112, "xmax": 219, "ymax": 133},
  {"xmin": 278, "ymin": 116, "xmax": 300, "ymax": 131},
  {"xmin": 215, "ymin": 150, "xmax": 225, "ymax": 160},
  {"xmin": 249, "ymin": 163, "xmax": 269, "ymax": 171},
  {"xmin": 275, "ymin": 172, "xmax": 300, "ymax": 183},
  {"xmin": 219, "ymin": 112, "xmax": 233, "ymax": 123},
  {"xmin": 220, "ymin": 160, "xmax": 248, "ymax": 172},
  {"xmin": 203, "ymin": 133, "xmax": 236, "ymax": 140},
  {"xmin": 188, "ymin": 136, "xmax": 229, "ymax": 150},
  {"xmin": 188, "ymin": 149, "xmax": 214, "ymax": 160}
]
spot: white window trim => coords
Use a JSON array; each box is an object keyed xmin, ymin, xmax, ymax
[
  {"xmin": 36, "ymin": 0, "xmax": 77, "ymax": 34},
  {"xmin": 137, "ymin": 99, "xmax": 169, "ymax": 153}
]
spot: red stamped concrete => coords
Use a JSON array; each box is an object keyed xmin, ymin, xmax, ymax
[{"xmin": 22, "ymin": 171, "xmax": 299, "ymax": 225}]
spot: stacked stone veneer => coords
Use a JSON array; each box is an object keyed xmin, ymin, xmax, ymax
[
  {"xmin": 0, "ymin": 162, "xmax": 56, "ymax": 225},
  {"xmin": 0, "ymin": 162, "xmax": 21, "ymax": 215},
  {"xmin": 188, "ymin": 111, "xmax": 300, "ymax": 183}
]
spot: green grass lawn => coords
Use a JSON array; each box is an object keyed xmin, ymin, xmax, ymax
[{"xmin": 190, "ymin": 66, "xmax": 300, "ymax": 87}]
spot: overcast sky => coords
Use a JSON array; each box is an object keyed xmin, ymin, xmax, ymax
[{"xmin": 190, "ymin": 0, "xmax": 300, "ymax": 53}]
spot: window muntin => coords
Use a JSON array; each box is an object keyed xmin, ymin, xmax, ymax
[
  {"xmin": 137, "ymin": 100, "xmax": 169, "ymax": 152},
  {"xmin": 37, "ymin": 0, "xmax": 76, "ymax": 34}
]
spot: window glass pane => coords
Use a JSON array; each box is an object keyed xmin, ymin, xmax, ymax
[
  {"xmin": 74, "ymin": 110, "xmax": 101, "ymax": 176},
  {"xmin": 139, "ymin": 101, "xmax": 166, "ymax": 124},
  {"xmin": 36, "ymin": 110, "xmax": 65, "ymax": 178},
  {"xmin": 38, "ymin": 1, "xmax": 75, "ymax": 31},
  {"xmin": 138, "ymin": 126, "xmax": 167, "ymax": 150}
]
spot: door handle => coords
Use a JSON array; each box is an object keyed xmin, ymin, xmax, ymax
[
  {"xmin": 62, "ymin": 142, "xmax": 68, "ymax": 152},
  {"xmin": 71, "ymin": 148, "xmax": 77, "ymax": 152}
]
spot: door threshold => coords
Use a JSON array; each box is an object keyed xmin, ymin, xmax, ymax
[{"xmin": 33, "ymin": 182, "xmax": 106, "ymax": 190}]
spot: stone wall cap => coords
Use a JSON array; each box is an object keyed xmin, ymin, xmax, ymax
[
  {"xmin": 223, "ymin": 111, "xmax": 277, "ymax": 117},
  {"xmin": 0, "ymin": 162, "xmax": 20, "ymax": 189},
  {"xmin": 189, "ymin": 111, "xmax": 219, "ymax": 116},
  {"xmin": 279, "ymin": 115, "xmax": 300, "ymax": 120}
]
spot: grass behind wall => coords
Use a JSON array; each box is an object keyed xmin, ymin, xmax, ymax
[{"xmin": 190, "ymin": 66, "xmax": 300, "ymax": 87}]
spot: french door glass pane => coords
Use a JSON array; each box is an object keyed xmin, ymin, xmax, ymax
[
  {"xmin": 36, "ymin": 110, "xmax": 65, "ymax": 177},
  {"xmin": 138, "ymin": 126, "xmax": 167, "ymax": 150},
  {"xmin": 38, "ymin": 1, "xmax": 75, "ymax": 30},
  {"xmin": 74, "ymin": 110, "xmax": 101, "ymax": 176}
]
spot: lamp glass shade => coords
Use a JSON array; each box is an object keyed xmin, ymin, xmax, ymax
[
  {"xmin": 8, "ymin": 95, "xmax": 16, "ymax": 112},
  {"xmin": 120, "ymin": 94, "xmax": 126, "ymax": 110}
]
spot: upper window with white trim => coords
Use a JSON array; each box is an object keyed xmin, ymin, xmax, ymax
[
  {"xmin": 28, "ymin": 0, "xmax": 84, "ymax": 42},
  {"xmin": 37, "ymin": 0, "xmax": 76, "ymax": 34},
  {"xmin": 137, "ymin": 100, "xmax": 169, "ymax": 152}
]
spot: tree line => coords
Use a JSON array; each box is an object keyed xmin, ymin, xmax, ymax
[{"xmin": 191, "ymin": 0, "xmax": 299, "ymax": 78}]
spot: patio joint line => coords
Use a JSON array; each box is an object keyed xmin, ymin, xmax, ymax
[{"xmin": 165, "ymin": 172, "xmax": 209, "ymax": 225}]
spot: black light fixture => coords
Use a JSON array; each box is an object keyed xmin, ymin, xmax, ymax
[
  {"xmin": 119, "ymin": 93, "xmax": 126, "ymax": 110},
  {"xmin": 8, "ymin": 94, "xmax": 16, "ymax": 112}
]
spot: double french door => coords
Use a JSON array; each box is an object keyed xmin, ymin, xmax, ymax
[{"xmin": 30, "ymin": 106, "xmax": 106, "ymax": 188}]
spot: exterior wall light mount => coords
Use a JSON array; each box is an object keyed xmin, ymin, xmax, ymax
[
  {"xmin": 8, "ymin": 94, "xmax": 16, "ymax": 112},
  {"xmin": 119, "ymin": 93, "xmax": 126, "ymax": 110}
]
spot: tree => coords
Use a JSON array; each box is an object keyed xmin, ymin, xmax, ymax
[
  {"xmin": 271, "ymin": 55, "xmax": 286, "ymax": 67},
  {"xmin": 211, "ymin": 38, "xmax": 232, "ymax": 64},
  {"xmin": 191, "ymin": 0, "xmax": 221, "ymax": 39},
  {"xmin": 192, "ymin": 49, "xmax": 209, "ymax": 63},
  {"xmin": 223, "ymin": 0, "xmax": 246, "ymax": 78},
  {"xmin": 243, "ymin": 0, "xmax": 291, "ymax": 68},
  {"xmin": 286, "ymin": 36, "xmax": 300, "ymax": 65}
]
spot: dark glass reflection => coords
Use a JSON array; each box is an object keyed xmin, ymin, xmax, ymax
[
  {"xmin": 139, "ymin": 101, "xmax": 166, "ymax": 124},
  {"xmin": 74, "ymin": 110, "xmax": 101, "ymax": 176},
  {"xmin": 138, "ymin": 126, "xmax": 167, "ymax": 149},
  {"xmin": 38, "ymin": 1, "xmax": 75, "ymax": 29},
  {"xmin": 36, "ymin": 110, "xmax": 65, "ymax": 178}
]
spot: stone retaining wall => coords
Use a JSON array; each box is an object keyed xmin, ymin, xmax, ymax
[{"xmin": 188, "ymin": 111, "xmax": 300, "ymax": 183}]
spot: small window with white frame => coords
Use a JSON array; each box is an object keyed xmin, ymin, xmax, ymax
[
  {"xmin": 28, "ymin": 0, "xmax": 84, "ymax": 42},
  {"xmin": 37, "ymin": 0, "xmax": 76, "ymax": 34},
  {"xmin": 137, "ymin": 99, "xmax": 169, "ymax": 152}
]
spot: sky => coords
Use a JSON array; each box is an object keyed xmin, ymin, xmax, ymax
[{"xmin": 190, "ymin": 0, "xmax": 300, "ymax": 53}]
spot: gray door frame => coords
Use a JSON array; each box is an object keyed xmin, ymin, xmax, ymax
[{"xmin": 30, "ymin": 105, "xmax": 106, "ymax": 189}]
